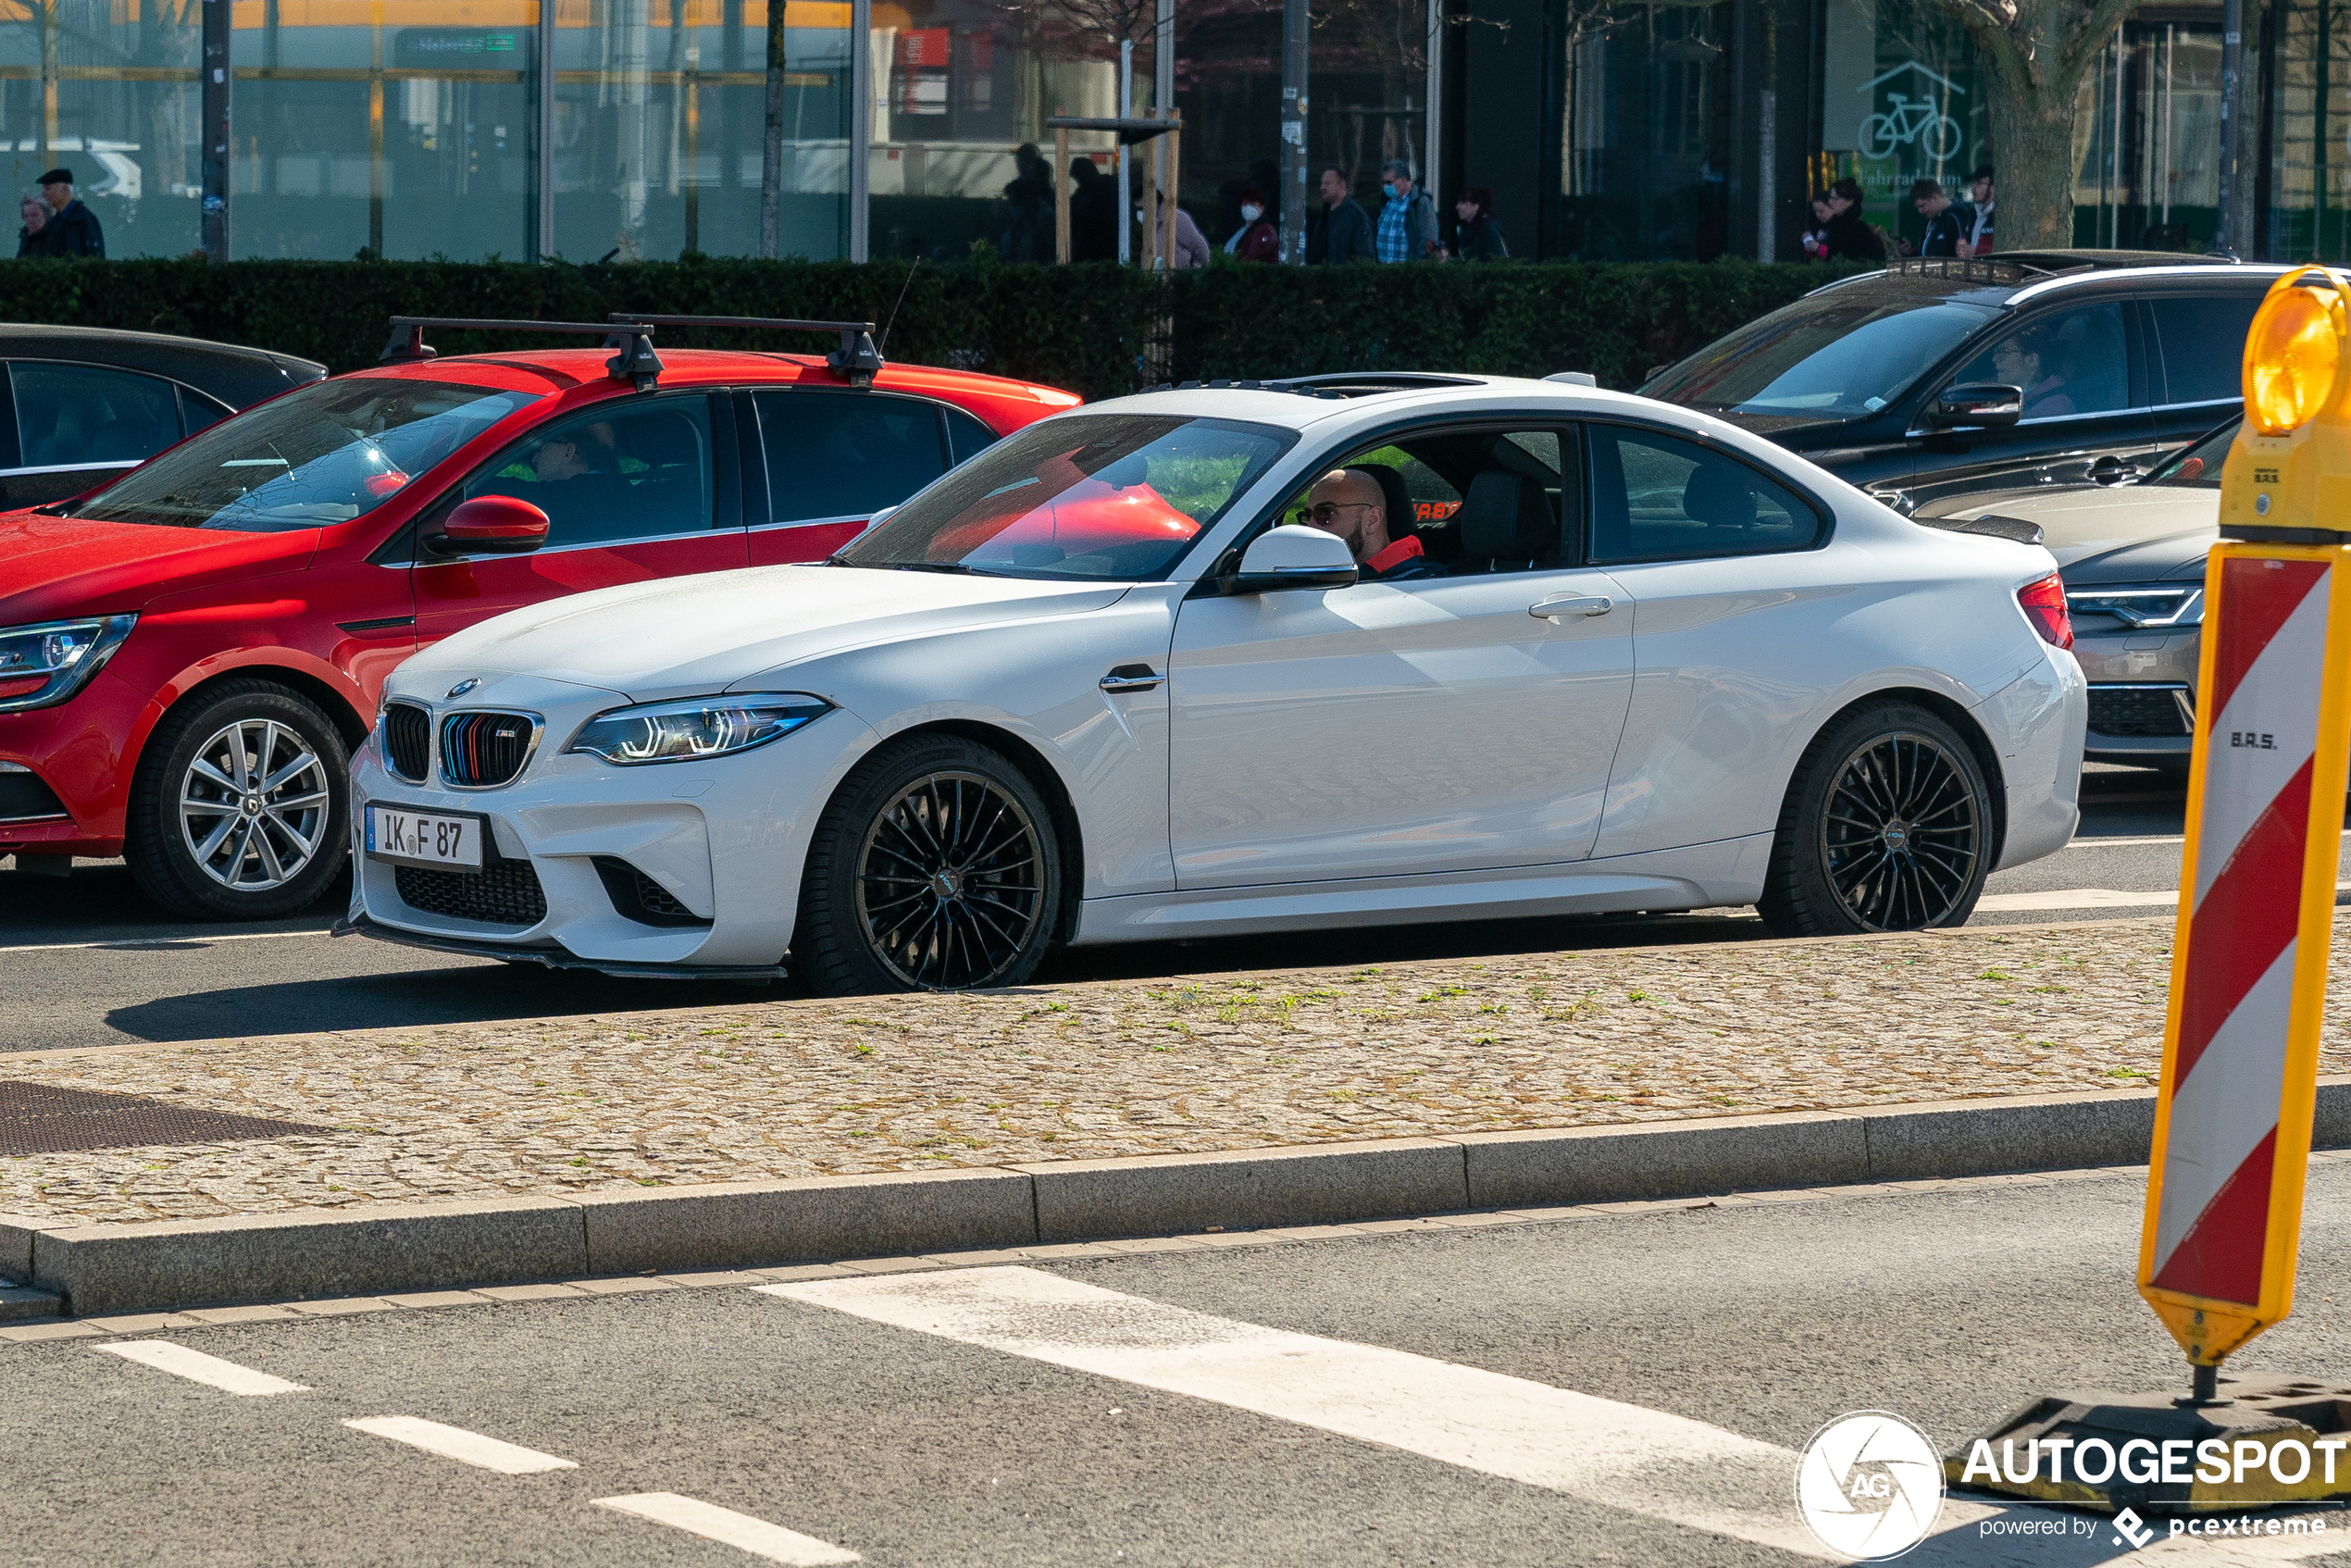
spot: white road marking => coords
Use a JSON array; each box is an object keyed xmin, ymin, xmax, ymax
[
  {"xmin": 1977, "ymin": 888, "xmax": 2184, "ymax": 912},
  {"xmin": 767, "ymin": 1266, "xmax": 1830, "ymax": 1557},
  {"xmin": 2062, "ymin": 834, "xmax": 2186, "ymax": 848},
  {"xmin": 594, "ymin": 1494, "xmax": 860, "ymax": 1565},
  {"xmin": 93, "ymin": 1340, "xmax": 307, "ymax": 1396},
  {"xmin": 766, "ymin": 1267, "xmax": 2343, "ymax": 1567},
  {"xmin": 342, "ymin": 1416, "xmax": 578, "ymax": 1475}
]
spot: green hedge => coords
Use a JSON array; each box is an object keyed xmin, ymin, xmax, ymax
[{"xmin": 3, "ymin": 255, "xmax": 1873, "ymax": 400}]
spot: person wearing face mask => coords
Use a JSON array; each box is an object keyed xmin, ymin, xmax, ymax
[
  {"xmin": 1375, "ymin": 158, "xmax": 1437, "ymax": 263},
  {"xmin": 1223, "ymin": 186, "xmax": 1278, "ymax": 262}
]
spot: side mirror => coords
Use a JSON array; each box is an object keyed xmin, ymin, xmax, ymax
[
  {"xmin": 428, "ymin": 495, "xmax": 551, "ymax": 556},
  {"xmin": 1931, "ymin": 382, "xmax": 2023, "ymax": 429},
  {"xmin": 1224, "ymin": 524, "xmax": 1360, "ymax": 594}
]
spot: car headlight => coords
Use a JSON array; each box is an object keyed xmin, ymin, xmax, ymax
[
  {"xmin": 2062, "ymin": 582, "xmax": 2204, "ymax": 629},
  {"xmin": 565, "ymin": 693, "xmax": 832, "ymax": 765},
  {"xmin": 0, "ymin": 616, "xmax": 137, "ymax": 714}
]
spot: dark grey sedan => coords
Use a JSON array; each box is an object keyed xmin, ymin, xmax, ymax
[{"xmin": 0, "ymin": 324, "xmax": 325, "ymax": 506}]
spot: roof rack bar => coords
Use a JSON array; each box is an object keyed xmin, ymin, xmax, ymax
[
  {"xmin": 605, "ymin": 313, "xmax": 885, "ymax": 387},
  {"xmin": 379, "ymin": 316, "xmax": 665, "ymax": 392}
]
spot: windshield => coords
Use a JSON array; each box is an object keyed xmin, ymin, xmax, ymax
[
  {"xmin": 838, "ymin": 413, "xmax": 1292, "ymax": 579},
  {"xmin": 1646, "ymin": 289, "xmax": 2000, "ymax": 418},
  {"xmin": 69, "ymin": 378, "xmax": 542, "ymax": 532},
  {"xmin": 2146, "ymin": 417, "xmax": 2238, "ymax": 489}
]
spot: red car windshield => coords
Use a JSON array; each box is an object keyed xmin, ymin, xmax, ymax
[
  {"xmin": 839, "ymin": 414, "xmax": 1291, "ymax": 579},
  {"xmin": 68, "ymin": 378, "xmax": 542, "ymax": 532}
]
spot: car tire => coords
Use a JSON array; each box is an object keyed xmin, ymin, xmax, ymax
[
  {"xmin": 794, "ymin": 734, "xmax": 1062, "ymax": 995},
  {"xmin": 127, "ymin": 679, "xmax": 351, "ymax": 921},
  {"xmin": 1757, "ymin": 701, "xmax": 1995, "ymax": 939}
]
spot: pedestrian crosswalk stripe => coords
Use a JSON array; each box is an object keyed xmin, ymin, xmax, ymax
[
  {"xmin": 594, "ymin": 1494, "xmax": 860, "ymax": 1564},
  {"xmin": 342, "ymin": 1415, "xmax": 577, "ymax": 1475},
  {"xmin": 764, "ymin": 1266, "xmax": 2351, "ymax": 1565},
  {"xmin": 765, "ymin": 1264, "xmax": 1829, "ymax": 1558},
  {"xmin": 93, "ymin": 1340, "xmax": 306, "ymax": 1397}
]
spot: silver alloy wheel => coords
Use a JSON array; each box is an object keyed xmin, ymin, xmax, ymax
[
  {"xmin": 852, "ymin": 769, "xmax": 1046, "ymax": 989},
  {"xmin": 176, "ymin": 716, "xmax": 333, "ymax": 891},
  {"xmin": 1818, "ymin": 729, "xmax": 1982, "ymax": 931}
]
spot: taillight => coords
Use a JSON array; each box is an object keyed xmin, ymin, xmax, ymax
[{"xmin": 2018, "ymin": 573, "xmax": 2073, "ymax": 651}]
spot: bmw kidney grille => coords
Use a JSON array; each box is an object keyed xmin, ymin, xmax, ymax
[
  {"xmin": 440, "ymin": 711, "xmax": 541, "ymax": 789},
  {"xmin": 382, "ymin": 701, "xmax": 432, "ymax": 783}
]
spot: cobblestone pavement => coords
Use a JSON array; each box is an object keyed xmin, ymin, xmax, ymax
[{"xmin": 5, "ymin": 914, "xmax": 2339, "ymax": 1226}]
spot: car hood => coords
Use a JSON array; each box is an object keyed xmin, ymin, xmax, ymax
[
  {"xmin": 1673, "ymin": 407, "xmax": 1845, "ymax": 440},
  {"xmin": 1935, "ymin": 483, "xmax": 2219, "ymax": 575},
  {"xmin": 407, "ymin": 565, "xmax": 1133, "ymax": 703},
  {"xmin": 0, "ymin": 507, "xmax": 317, "ymax": 625}
]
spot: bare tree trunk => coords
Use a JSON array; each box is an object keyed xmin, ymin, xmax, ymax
[
  {"xmin": 1982, "ymin": 60, "xmax": 2082, "ymax": 248},
  {"xmin": 759, "ymin": 0, "xmax": 783, "ymax": 258}
]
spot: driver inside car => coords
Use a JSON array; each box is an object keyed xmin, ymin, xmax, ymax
[{"xmin": 1302, "ymin": 467, "xmax": 1443, "ymax": 579}]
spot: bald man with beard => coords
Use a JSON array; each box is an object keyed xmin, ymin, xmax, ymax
[{"xmin": 1302, "ymin": 467, "xmax": 1442, "ymax": 579}]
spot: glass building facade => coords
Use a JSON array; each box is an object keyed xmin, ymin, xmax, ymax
[{"xmin": 0, "ymin": 0, "xmax": 2333, "ymax": 261}]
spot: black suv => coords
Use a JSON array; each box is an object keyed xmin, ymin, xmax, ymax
[
  {"xmin": 0, "ymin": 324, "xmax": 325, "ymax": 507},
  {"xmin": 1641, "ymin": 251, "xmax": 2276, "ymax": 513}
]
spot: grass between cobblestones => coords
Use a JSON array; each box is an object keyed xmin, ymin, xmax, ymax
[{"xmin": 4, "ymin": 914, "xmax": 2342, "ymax": 1226}]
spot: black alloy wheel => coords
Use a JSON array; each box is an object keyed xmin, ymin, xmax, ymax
[
  {"xmin": 127, "ymin": 678, "xmax": 353, "ymax": 920},
  {"xmin": 1759, "ymin": 702, "xmax": 1993, "ymax": 939},
  {"xmin": 796, "ymin": 735, "xmax": 1061, "ymax": 994}
]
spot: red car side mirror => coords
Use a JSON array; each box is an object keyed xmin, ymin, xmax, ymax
[{"xmin": 428, "ymin": 495, "xmax": 551, "ymax": 556}]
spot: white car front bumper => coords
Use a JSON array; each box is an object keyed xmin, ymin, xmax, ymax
[{"xmin": 344, "ymin": 675, "xmax": 874, "ymax": 977}]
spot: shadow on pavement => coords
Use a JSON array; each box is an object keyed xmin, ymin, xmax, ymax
[{"xmin": 99, "ymin": 964, "xmax": 787, "ymax": 1044}]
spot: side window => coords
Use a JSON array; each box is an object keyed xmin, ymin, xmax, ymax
[
  {"xmin": 1947, "ymin": 303, "xmax": 2131, "ymax": 419},
  {"xmin": 755, "ymin": 390, "xmax": 947, "ymax": 524},
  {"xmin": 1268, "ymin": 427, "xmax": 1568, "ymax": 577},
  {"xmin": 467, "ymin": 395, "xmax": 713, "ymax": 549},
  {"xmin": 943, "ymin": 406, "xmax": 1000, "ymax": 465},
  {"xmin": 2151, "ymin": 295, "xmax": 2260, "ymax": 406},
  {"xmin": 1586, "ymin": 426, "xmax": 1822, "ymax": 565},
  {"xmin": 180, "ymin": 387, "xmax": 235, "ymax": 435},
  {"xmin": 11, "ymin": 363, "xmax": 182, "ymax": 468}
]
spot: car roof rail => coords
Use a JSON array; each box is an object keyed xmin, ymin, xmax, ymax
[
  {"xmin": 379, "ymin": 316, "xmax": 665, "ymax": 392},
  {"xmin": 605, "ymin": 314, "xmax": 885, "ymax": 387},
  {"xmin": 1884, "ymin": 256, "xmax": 2074, "ymax": 285},
  {"xmin": 1138, "ymin": 371, "xmax": 1483, "ymax": 400}
]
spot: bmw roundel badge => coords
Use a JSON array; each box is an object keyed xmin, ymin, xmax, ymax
[{"xmin": 447, "ymin": 678, "xmax": 481, "ymax": 699}]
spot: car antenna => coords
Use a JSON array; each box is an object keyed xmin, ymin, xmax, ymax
[{"xmin": 879, "ymin": 256, "xmax": 921, "ymax": 355}]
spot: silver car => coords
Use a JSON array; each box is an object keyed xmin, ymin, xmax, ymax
[{"xmin": 1919, "ymin": 417, "xmax": 2231, "ymax": 773}]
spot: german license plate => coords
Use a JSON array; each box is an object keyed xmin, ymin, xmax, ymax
[{"xmin": 365, "ymin": 804, "xmax": 484, "ymax": 872}]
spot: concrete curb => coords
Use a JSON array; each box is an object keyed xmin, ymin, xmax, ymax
[{"xmin": 6, "ymin": 1077, "xmax": 2344, "ymax": 1317}]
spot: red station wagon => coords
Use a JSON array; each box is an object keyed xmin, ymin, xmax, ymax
[{"xmin": 0, "ymin": 315, "xmax": 1081, "ymax": 920}]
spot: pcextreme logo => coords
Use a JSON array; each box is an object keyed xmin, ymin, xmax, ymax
[{"xmin": 1795, "ymin": 1411, "xmax": 1946, "ymax": 1561}]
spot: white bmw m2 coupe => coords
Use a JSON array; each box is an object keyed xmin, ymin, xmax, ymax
[{"xmin": 342, "ymin": 374, "xmax": 2085, "ymax": 992}]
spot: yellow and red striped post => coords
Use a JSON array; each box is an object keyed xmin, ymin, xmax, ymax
[{"xmin": 2138, "ymin": 267, "xmax": 2351, "ymax": 1382}]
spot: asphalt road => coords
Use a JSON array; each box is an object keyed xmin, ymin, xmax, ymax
[
  {"xmin": 6, "ymin": 1164, "xmax": 2351, "ymax": 1566},
  {"xmin": 2, "ymin": 765, "xmax": 2336, "ymax": 1054}
]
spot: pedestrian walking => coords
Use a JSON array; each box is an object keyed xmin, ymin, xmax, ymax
[
  {"xmin": 1222, "ymin": 187, "xmax": 1278, "ymax": 262},
  {"xmin": 1800, "ymin": 192, "xmax": 1835, "ymax": 259},
  {"xmin": 31, "ymin": 168, "xmax": 103, "ymax": 257},
  {"xmin": 1959, "ymin": 165, "xmax": 1995, "ymax": 255},
  {"xmin": 16, "ymin": 194, "xmax": 46, "ymax": 257},
  {"xmin": 1311, "ymin": 167, "xmax": 1375, "ymax": 264},
  {"xmin": 1068, "ymin": 156, "xmax": 1116, "ymax": 262},
  {"xmin": 998, "ymin": 143, "xmax": 1053, "ymax": 263},
  {"xmin": 1449, "ymin": 188, "xmax": 1509, "ymax": 260},
  {"xmin": 1375, "ymin": 159, "xmax": 1437, "ymax": 262},
  {"xmin": 1822, "ymin": 178, "xmax": 1885, "ymax": 263},
  {"xmin": 1909, "ymin": 178, "xmax": 1965, "ymax": 257}
]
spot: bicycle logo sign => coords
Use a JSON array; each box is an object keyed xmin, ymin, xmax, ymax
[{"xmin": 1856, "ymin": 62, "xmax": 1966, "ymax": 164}]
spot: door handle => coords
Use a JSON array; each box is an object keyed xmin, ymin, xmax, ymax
[
  {"xmin": 1529, "ymin": 594, "xmax": 1612, "ymax": 620},
  {"xmin": 1101, "ymin": 664, "xmax": 1166, "ymax": 693}
]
